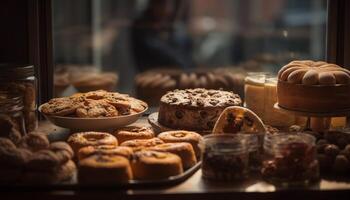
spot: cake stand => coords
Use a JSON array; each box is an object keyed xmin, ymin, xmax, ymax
[{"xmin": 273, "ymin": 103, "xmax": 350, "ymax": 130}]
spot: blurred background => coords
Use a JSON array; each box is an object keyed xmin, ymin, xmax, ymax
[{"xmin": 52, "ymin": 0, "xmax": 327, "ymax": 105}]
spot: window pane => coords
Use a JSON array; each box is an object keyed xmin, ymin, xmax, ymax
[{"xmin": 52, "ymin": 0, "xmax": 327, "ymax": 105}]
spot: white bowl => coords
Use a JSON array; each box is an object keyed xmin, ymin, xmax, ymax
[{"xmin": 39, "ymin": 105, "xmax": 148, "ymax": 131}]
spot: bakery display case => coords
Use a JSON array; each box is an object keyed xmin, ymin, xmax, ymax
[{"xmin": 1, "ymin": 0, "xmax": 350, "ymax": 199}]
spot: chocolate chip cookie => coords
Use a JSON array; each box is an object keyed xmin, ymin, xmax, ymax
[{"xmin": 76, "ymin": 99, "xmax": 118, "ymax": 118}]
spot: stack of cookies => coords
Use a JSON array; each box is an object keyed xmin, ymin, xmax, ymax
[
  {"xmin": 67, "ymin": 127, "xmax": 202, "ymax": 184},
  {"xmin": 41, "ymin": 90, "xmax": 147, "ymax": 118},
  {"xmin": 0, "ymin": 132, "xmax": 75, "ymax": 184}
]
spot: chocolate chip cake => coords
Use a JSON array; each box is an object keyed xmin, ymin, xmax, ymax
[{"xmin": 158, "ymin": 88, "xmax": 242, "ymax": 131}]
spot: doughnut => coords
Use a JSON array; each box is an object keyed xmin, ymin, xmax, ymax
[
  {"xmin": 148, "ymin": 142, "xmax": 197, "ymax": 169},
  {"xmin": 50, "ymin": 142, "xmax": 74, "ymax": 164},
  {"xmin": 131, "ymin": 150, "xmax": 183, "ymax": 180},
  {"xmin": 158, "ymin": 131, "xmax": 202, "ymax": 158},
  {"xmin": 78, "ymin": 154, "xmax": 133, "ymax": 184},
  {"xmin": 67, "ymin": 132, "xmax": 118, "ymax": 155},
  {"xmin": 18, "ymin": 132, "xmax": 50, "ymax": 152},
  {"xmin": 120, "ymin": 138, "xmax": 164, "ymax": 151},
  {"xmin": 113, "ymin": 126, "xmax": 154, "ymax": 144},
  {"xmin": 78, "ymin": 145, "xmax": 133, "ymax": 161}
]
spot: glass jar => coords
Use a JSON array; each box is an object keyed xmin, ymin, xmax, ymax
[
  {"xmin": 244, "ymin": 72, "xmax": 267, "ymax": 119},
  {"xmin": 0, "ymin": 64, "xmax": 37, "ymax": 132},
  {"xmin": 262, "ymin": 133, "xmax": 319, "ymax": 186},
  {"xmin": 244, "ymin": 133, "xmax": 264, "ymax": 172},
  {"xmin": 0, "ymin": 92, "xmax": 26, "ymax": 136},
  {"xmin": 263, "ymin": 77, "xmax": 295, "ymax": 127},
  {"xmin": 199, "ymin": 134, "xmax": 249, "ymax": 181}
]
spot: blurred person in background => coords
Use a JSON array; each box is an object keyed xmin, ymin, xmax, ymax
[{"xmin": 131, "ymin": 0, "xmax": 193, "ymax": 72}]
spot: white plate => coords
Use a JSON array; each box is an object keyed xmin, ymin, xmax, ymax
[{"xmin": 39, "ymin": 105, "xmax": 148, "ymax": 131}]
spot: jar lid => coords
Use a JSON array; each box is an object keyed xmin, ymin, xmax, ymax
[
  {"xmin": 0, "ymin": 64, "xmax": 34, "ymax": 79},
  {"xmin": 200, "ymin": 134, "xmax": 248, "ymax": 154}
]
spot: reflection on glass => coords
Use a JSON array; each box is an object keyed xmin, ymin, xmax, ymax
[{"xmin": 52, "ymin": 0, "xmax": 327, "ymax": 105}]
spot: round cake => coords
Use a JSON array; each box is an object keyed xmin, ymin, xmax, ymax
[
  {"xmin": 277, "ymin": 60, "xmax": 350, "ymax": 112},
  {"xmin": 158, "ymin": 88, "xmax": 242, "ymax": 131}
]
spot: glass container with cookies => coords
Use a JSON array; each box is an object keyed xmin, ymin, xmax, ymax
[
  {"xmin": 0, "ymin": 91, "xmax": 26, "ymax": 141},
  {"xmin": 0, "ymin": 64, "xmax": 37, "ymax": 132}
]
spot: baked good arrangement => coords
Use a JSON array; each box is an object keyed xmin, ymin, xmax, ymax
[
  {"xmin": 158, "ymin": 88, "xmax": 242, "ymax": 131},
  {"xmin": 277, "ymin": 60, "xmax": 350, "ymax": 112},
  {"xmin": 0, "ymin": 133, "xmax": 75, "ymax": 184},
  {"xmin": 41, "ymin": 90, "xmax": 147, "ymax": 118},
  {"xmin": 135, "ymin": 68, "xmax": 246, "ymax": 106},
  {"xmin": 64, "ymin": 128, "xmax": 202, "ymax": 184},
  {"xmin": 7, "ymin": 59, "xmax": 350, "ymax": 189}
]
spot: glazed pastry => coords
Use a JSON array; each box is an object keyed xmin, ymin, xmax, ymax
[
  {"xmin": 148, "ymin": 142, "xmax": 197, "ymax": 169},
  {"xmin": 67, "ymin": 132, "xmax": 118, "ymax": 155},
  {"xmin": 78, "ymin": 145, "xmax": 133, "ymax": 161},
  {"xmin": 120, "ymin": 138, "xmax": 164, "ymax": 151},
  {"xmin": 212, "ymin": 106, "xmax": 266, "ymax": 134},
  {"xmin": 277, "ymin": 60, "xmax": 350, "ymax": 112},
  {"xmin": 158, "ymin": 130, "xmax": 202, "ymax": 158},
  {"xmin": 78, "ymin": 154, "xmax": 132, "ymax": 184},
  {"xmin": 131, "ymin": 150, "xmax": 183, "ymax": 180},
  {"xmin": 18, "ymin": 132, "xmax": 50, "ymax": 152},
  {"xmin": 113, "ymin": 126, "xmax": 155, "ymax": 144},
  {"xmin": 158, "ymin": 88, "xmax": 242, "ymax": 131}
]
